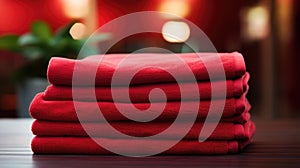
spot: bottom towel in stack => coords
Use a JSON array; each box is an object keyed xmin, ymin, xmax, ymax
[{"xmin": 31, "ymin": 120, "xmax": 255, "ymax": 155}]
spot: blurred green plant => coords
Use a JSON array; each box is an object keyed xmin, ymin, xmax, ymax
[{"xmin": 0, "ymin": 21, "xmax": 95, "ymax": 82}]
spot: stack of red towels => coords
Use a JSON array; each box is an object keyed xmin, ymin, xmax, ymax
[{"xmin": 30, "ymin": 52, "xmax": 255, "ymax": 155}]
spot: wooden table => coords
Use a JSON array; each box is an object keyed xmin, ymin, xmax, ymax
[{"xmin": 0, "ymin": 119, "xmax": 300, "ymax": 167}]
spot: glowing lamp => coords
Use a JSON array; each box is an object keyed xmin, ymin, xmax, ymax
[{"xmin": 162, "ymin": 21, "xmax": 190, "ymax": 43}]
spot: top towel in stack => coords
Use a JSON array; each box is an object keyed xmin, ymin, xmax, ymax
[
  {"xmin": 47, "ymin": 52, "xmax": 246, "ymax": 86},
  {"xmin": 30, "ymin": 52, "xmax": 255, "ymax": 155}
]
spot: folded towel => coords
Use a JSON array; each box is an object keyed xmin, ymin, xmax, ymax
[
  {"xmin": 43, "ymin": 73, "xmax": 249, "ymax": 102},
  {"xmin": 32, "ymin": 120, "xmax": 254, "ymax": 140},
  {"xmin": 31, "ymin": 137, "xmax": 248, "ymax": 155},
  {"xmin": 30, "ymin": 93, "xmax": 250, "ymax": 122},
  {"xmin": 31, "ymin": 133, "xmax": 254, "ymax": 155},
  {"xmin": 48, "ymin": 52, "xmax": 246, "ymax": 86}
]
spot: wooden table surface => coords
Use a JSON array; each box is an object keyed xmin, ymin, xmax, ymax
[{"xmin": 0, "ymin": 119, "xmax": 300, "ymax": 168}]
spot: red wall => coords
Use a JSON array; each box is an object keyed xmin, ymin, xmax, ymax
[
  {"xmin": 0, "ymin": 0, "xmax": 71, "ymax": 35},
  {"xmin": 0, "ymin": 0, "xmax": 242, "ymax": 51},
  {"xmin": 96, "ymin": 0, "xmax": 242, "ymax": 51}
]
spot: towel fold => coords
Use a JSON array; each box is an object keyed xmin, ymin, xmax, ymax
[
  {"xmin": 43, "ymin": 73, "xmax": 249, "ymax": 102},
  {"xmin": 30, "ymin": 93, "xmax": 250, "ymax": 122},
  {"xmin": 31, "ymin": 137, "xmax": 241, "ymax": 155},
  {"xmin": 48, "ymin": 52, "xmax": 246, "ymax": 86},
  {"xmin": 31, "ymin": 134, "xmax": 254, "ymax": 155},
  {"xmin": 32, "ymin": 120, "xmax": 254, "ymax": 140}
]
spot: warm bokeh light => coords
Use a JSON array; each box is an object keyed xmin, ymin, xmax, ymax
[
  {"xmin": 277, "ymin": 0, "xmax": 293, "ymax": 42},
  {"xmin": 61, "ymin": 0, "xmax": 89, "ymax": 18},
  {"xmin": 159, "ymin": 0, "xmax": 190, "ymax": 18},
  {"xmin": 246, "ymin": 6, "xmax": 269, "ymax": 40},
  {"xmin": 162, "ymin": 21, "xmax": 190, "ymax": 43},
  {"xmin": 69, "ymin": 22, "xmax": 86, "ymax": 40}
]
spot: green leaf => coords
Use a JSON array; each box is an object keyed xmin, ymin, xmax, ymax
[
  {"xmin": 31, "ymin": 21, "xmax": 52, "ymax": 41},
  {"xmin": 49, "ymin": 38, "xmax": 69, "ymax": 52},
  {"xmin": 18, "ymin": 33, "xmax": 41, "ymax": 47},
  {"xmin": 0, "ymin": 35, "xmax": 19, "ymax": 51},
  {"xmin": 20, "ymin": 46, "xmax": 45, "ymax": 60}
]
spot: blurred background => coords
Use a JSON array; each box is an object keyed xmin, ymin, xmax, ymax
[{"xmin": 0, "ymin": 0, "xmax": 299, "ymax": 119}]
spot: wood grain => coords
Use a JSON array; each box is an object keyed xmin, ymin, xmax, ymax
[{"xmin": 0, "ymin": 119, "xmax": 299, "ymax": 168}]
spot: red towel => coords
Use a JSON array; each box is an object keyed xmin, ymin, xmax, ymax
[
  {"xmin": 43, "ymin": 73, "xmax": 249, "ymax": 102},
  {"xmin": 30, "ymin": 93, "xmax": 250, "ymax": 122},
  {"xmin": 31, "ymin": 137, "xmax": 252, "ymax": 155},
  {"xmin": 31, "ymin": 121, "xmax": 255, "ymax": 155},
  {"xmin": 47, "ymin": 52, "xmax": 246, "ymax": 86},
  {"xmin": 31, "ymin": 52, "xmax": 255, "ymax": 155},
  {"xmin": 32, "ymin": 120, "xmax": 254, "ymax": 140}
]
